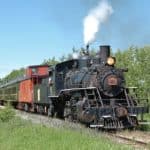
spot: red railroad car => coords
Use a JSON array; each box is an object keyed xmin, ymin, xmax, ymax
[{"xmin": 0, "ymin": 65, "xmax": 50, "ymax": 112}]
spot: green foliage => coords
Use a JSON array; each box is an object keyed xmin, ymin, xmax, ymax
[
  {"xmin": 115, "ymin": 46, "xmax": 150, "ymax": 99},
  {"xmin": 137, "ymin": 114, "xmax": 150, "ymax": 131},
  {"xmin": 59, "ymin": 55, "xmax": 67, "ymax": 62},
  {"xmin": 138, "ymin": 123, "xmax": 150, "ymax": 131},
  {"xmin": 6, "ymin": 68, "xmax": 25, "ymax": 80},
  {"xmin": 0, "ymin": 117, "xmax": 132, "ymax": 150},
  {"xmin": 0, "ymin": 68, "xmax": 25, "ymax": 84},
  {"xmin": 0, "ymin": 107, "xmax": 15, "ymax": 122},
  {"xmin": 42, "ymin": 57, "xmax": 59, "ymax": 65}
]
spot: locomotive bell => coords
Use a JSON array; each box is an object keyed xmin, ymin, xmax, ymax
[{"xmin": 99, "ymin": 45, "xmax": 110, "ymax": 63}]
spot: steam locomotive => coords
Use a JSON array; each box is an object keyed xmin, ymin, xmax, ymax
[
  {"xmin": 48, "ymin": 45, "xmax": 149, "ymax": 129},
  {"xmin": 0, "ymin": 45, "xmax": 149, "ymax": 129}
]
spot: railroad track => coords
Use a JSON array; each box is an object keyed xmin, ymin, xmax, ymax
[
  {"xmin": 108, "ymin": 131, "xmax": 150, "ymax": 150},
  {"xmin": 114, "ymin": 134, "xmax": 148, "ymax": 145}
]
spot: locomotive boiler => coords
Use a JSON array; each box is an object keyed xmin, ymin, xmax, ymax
[{"xmin": 48, "ymin": 45, "xmax": 149, "ymax": 129}]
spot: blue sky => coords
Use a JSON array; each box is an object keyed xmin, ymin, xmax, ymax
[{"xmin": 0, "ymin": 0, "xmax": 150, "ymax": 78}]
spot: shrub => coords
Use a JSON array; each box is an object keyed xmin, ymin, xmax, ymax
[
  {"xmin": 138, "ymin": 124, "xmax": 150, "ymax": 131},
  {"xmin": 0, "ymin": 107, "xmax": 15, "ymax": 122}
]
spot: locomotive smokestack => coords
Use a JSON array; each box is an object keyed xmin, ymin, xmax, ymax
[
  {"xmin": 99, "ymin": 45, "xmax": 110, "ymax": 63},
  {"xmin": 86, "ymin": 44, "xmax": 89, "ymax": 51}
]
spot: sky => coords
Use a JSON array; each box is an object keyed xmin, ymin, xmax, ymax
[{"xmin": 0, "ymin": 0, "xmax": 150, "ymax": 78}]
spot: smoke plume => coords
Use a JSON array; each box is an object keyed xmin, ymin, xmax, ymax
[{"xmin": 83, "ymin": 0, "xmax": 113, "ymax": 45}]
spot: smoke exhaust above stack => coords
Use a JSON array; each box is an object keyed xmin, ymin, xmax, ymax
[{"xmin": 83, "ymin": 0, "xmax": 113, "ymax": 45}]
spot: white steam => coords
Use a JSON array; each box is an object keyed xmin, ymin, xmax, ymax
[{"xmin": 83, "ymin": 0, "xmax": 113, "ymax": 45}]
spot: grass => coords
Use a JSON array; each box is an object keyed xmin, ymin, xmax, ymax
[
  {"xmin": 0, "ymin": 108, "xmax": 133, "ymax": 150},
  {"xmin": 0, "ymin": 119, "xmax": 133, "ymax": 150},
  {"xmin": 144, "ymin": 113, "xmax": 150, "ymax": 121}
]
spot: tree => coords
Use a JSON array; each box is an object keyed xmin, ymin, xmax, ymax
[
  {"xmin": 42, "ymin": 57, "xmax": 59, "ymax": 66},
  {"xmin": 115, "ymin": 46, "xmax": 150, "ymax": 99},
  {"xmin": 0, "ymin": 67, "xmax": 25, "ymax": 84},
  {"xmin": 59, "ymin": 55, "xmax": 67, "ymax": 62}
]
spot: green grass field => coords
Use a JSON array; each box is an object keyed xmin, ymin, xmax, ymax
[
  {"xmin": 0, "ymin": 118, "xmax": 133, "ymax": 150},
  {"xmin": 0, "ymin": 108, "xmax": 133, "ymax": 150}
]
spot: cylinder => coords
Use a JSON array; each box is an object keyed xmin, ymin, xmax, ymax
[{"xmin": 99, "ymin": 45, "xmax": 110, "ymax": 63}]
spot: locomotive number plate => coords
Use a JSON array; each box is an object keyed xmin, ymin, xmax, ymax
[{"xmin": 108, "ymin": 77, "xmax": 118, "ymax": 85}]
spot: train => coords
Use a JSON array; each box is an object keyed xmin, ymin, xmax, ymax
[{"xmin": 0, "ymin": 45, "xmax": 149, "ymax": 129}]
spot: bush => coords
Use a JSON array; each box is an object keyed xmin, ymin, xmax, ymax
[
  {"xmin": 0, "ymin": 107, "xmax": 15, "ymax": 122},
  {"xmin": 138, "ymin": 124, "xmax": 150, "ymax": 131},
  {"xmin": 137, "ymin": 113, "xmax": 150, "ymax": 131}
]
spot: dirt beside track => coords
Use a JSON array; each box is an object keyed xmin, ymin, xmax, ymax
[
  {"xmin": 116, "ymin": 130, "xmax": 150, "ymax": 144},
  {"xmin": 15, "ymin": 110, "xmax": 85, "ymax": 130}
]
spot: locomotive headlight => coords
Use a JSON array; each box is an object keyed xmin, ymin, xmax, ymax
[{"xmin": 107, "ymin": 57, "xmax": 116, "ymax": 65}]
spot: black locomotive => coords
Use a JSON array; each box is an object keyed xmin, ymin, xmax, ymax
[{"xmin": 48, "ymin": 45, "xmax": 149, "ymax": 129}]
